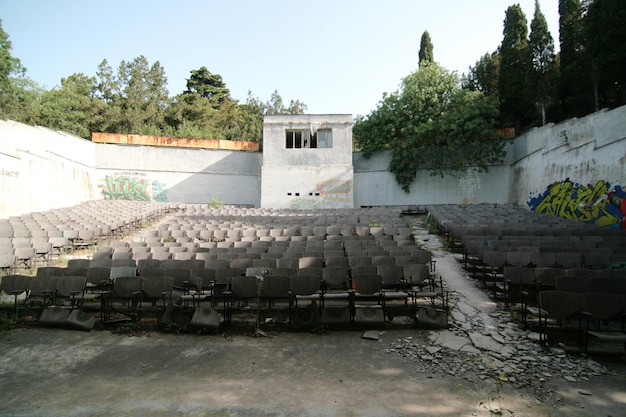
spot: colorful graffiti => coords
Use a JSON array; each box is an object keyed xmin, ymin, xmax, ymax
[
  {"xmin": 99, "ymin": 174, "xmax": 168, "ymax": 201},
  {"xmin": 290, "ymin": 178, "xmax": 353, "ymax": 209},
  {"xmin": 527, "ymin": 179, "xmax": 626, "ymax": 228}
]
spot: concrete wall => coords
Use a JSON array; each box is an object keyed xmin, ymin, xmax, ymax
[
  {"xmin": 0, "ymin": 120, "xmax": 97, "ymax": 219},
  {"xmin": 509, "ymin": 105, "xmax": 626, "ymax": 227},
  {"xmin": 1, "ymin": 105, "xmax": 624, "ymax": 220},
  {"xmin": 94, "ymin": 144, "xmax": 262, "ymax": 206},
  {"xmin": 353, "ymin": 148, "xmax": 513, "ymax": 207},
  {"xmin": 261, "ymin": 114, "xmax": 354, "ymax": 208}
]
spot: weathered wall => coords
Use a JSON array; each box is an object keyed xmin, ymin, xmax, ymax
[
  {"xmin": 352, "ymin": 148, "xmax": 513, "ymax": 207},
  {"xmin": 510, "ymin": 105, "xmax": 626, "ymax": 228},
  {"xmin": 0, "ymin": 121, "xmax": 97, "ymax": 219},
  {"xmin": 2, "ymin": 105, "xmax": 624, "ymax": 219},
  {"xmin": 94, "ymin": 144, "xmax": 262, "ymax": 206},
  {"xmin": 261, "ymin": 114, "xmax": 354, "ymax": 208}
]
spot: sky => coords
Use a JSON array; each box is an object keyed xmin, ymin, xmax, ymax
[{"xmin": 1, "ymin": 0, "xmax": 560, "ymax": 118}]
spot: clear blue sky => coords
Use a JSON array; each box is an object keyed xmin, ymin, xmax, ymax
[{"xmin": 1, "ymin": 0, "xmax": 560, "ymax": 117}]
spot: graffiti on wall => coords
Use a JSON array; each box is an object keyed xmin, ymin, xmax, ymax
[
  {"xmin": 290, "ymin": 178, "xmax": 353, "ymax": 209},
  {"xmin": 99, "ymin": 173, "xmax": 168, "ymax": 201},
  {"xmin": 527, "ymin": 179, "xmax": 626, "ymax": 228}
]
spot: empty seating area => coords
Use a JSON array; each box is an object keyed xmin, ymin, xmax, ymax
[
  {"xmin": 0, "ymin": 200, "xmax": 171, "ymax": 275},
  {"xmin": 426, "ymin": 203, "xmax": 626, "ymax": 352},
  {"xmin": 1, "ymin": 203, "xmax": 446, "ymax": 331}
]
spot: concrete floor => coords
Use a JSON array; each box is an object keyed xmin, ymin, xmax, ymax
[{"xmin": 0, "ymin": 325, "xmax": 625, "ymax": 417}]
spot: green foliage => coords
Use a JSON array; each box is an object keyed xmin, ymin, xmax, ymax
[
  {"xmin": 499, "ymin": 5, "xmax": 533, "ymax": 134},
  {"xmin": 529, "ymin": 0, "xmax": 557, "ymax": 125},
  {"xmin": 585, "ymin": 0, "xmax": 626, "ymax": 109},
  {"xmin": 418, "ymin": 31, "xmax": 434, "ymax": 68},
  {"xmin": 208, "ymin": 197, "xmax": 225, "ymax": 209},
  {"xmin": 354, "ymin": 62, "xmax": 505, "ymax": 192},
  {"xmin": 558, "ymin": 0, "xmax": 594, "ymax": 118},
  {"xmin": 464, "ymin": 50, "xmax": 500, "ymax": 100}
]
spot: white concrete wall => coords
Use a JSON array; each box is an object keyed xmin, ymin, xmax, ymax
[
  {"xmin": 94, "ymin": 144, "xmax": 262, "ymax": 206},
  {"xmin": 509, "ymin": 106, "xmax": 626, "ymax": 208},
  {"xmin": 0, "ymin": 121, "xmax": 97, "ymax": 218},
  {"xmin": 2, "ymin": 105, "xmax": 624, "ymax": 218},
  {"xmin": 261, "ymin": 114, "xmax": 354, "ymax": 208},
  {"xmin": 353, "ymin": 149, "xmax": 512, "ymax": 207}
]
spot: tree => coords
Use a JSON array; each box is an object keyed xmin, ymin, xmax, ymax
[
  {"xmin": 558, "ymin": 0, "xmax": 593, "ymax": 118},
  {"xmin": 464, "ymin": 50, "xmax": 500, "ymax": 100},
  {"xmin": 585, "ymin": 0, "xmax": 626, "ymax": 109},
  {"xmin": 185, "ymin": 66, "xmax": 231, "ymax": 107},
  {"xmin": 499, "ymin": 5, "xmax": 533, "ymax": 134},
  {"xmin": 529, "ymin": 0, "xmax": 557, "ymax": 125},
  {"xmin": 354, "ymin": 63, "xmax": 505, "ymax": 192},
  {"xmin": 37, "ymin": 73, "xmax": 101, "ymax": 138},
  {"xmin": 418, "ymin": 31, "xmax": 434, "ymax": 68},
  {"xmin": 0, "ymin": 19, "xmax": 40, "ymax": 123},
  {"xmin": 116, "ymin": 56, "xmax": 170, "ymax": 134}
]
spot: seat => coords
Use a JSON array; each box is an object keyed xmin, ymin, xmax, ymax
[
  {"xmin": 376, "ymin": 264, "xmax": 404, "ymax": 290},
  {"xmin": 371, "ymin": 255, "xmax": 395, "ymax": 266},
  {"xmin": 503, "ymin": 267, "xmax": 536, "ymax": 325},
  {"xmin": 324, "ymin": 256, "xmax": 349, "ymax": 268},
  {"xmin": 579, "ymin": 292, "xmax": 626, "ymax": 352},
  {"xmin": 86, "ymin": 267, "xmax": 113, "ymax": 291},
  {"xmin": 260, "ymin": 275, "xmax": 292, "ymax": 322},
  {"xmin": 555, "ymin": 275, "xmax": 592, "ymax": 293},
  {"xmin": 141, "ymin": 275, "xmax": 174, "ymax": 310},
  {"xmin": 322, "ymin": 266, "xmax": 350, "ymax": 291},
  {"xmin": 0, "ymin": 274, "xmax": 31, "ymax": 318},
  {"xmin": 0, "ymin": 254, "xmax": 16, "ymax": 276},
  {"xmin": 554, "ymin": 252, "xmax": 583, "ymax": 269},
  {"xmin": 351, "ymin": 274, "xmax": 385, "ymax": 322},
  {"xmin": 101, "ymin": 276, "xmax": 144, "ymax": 323},
  {"xmin": 538, "ymin": 291, "xmax": 583, "ymax": 347},
  {"xmin": 27, "ymin": 274, "xmax": 60, "ymax": 306},
  {"xmin": 226, "ymin": 275, "xmax": 259, "ymax": 323},
  {"xmin": 55, "ymin": 275, "xmax": 88, "ymax": 308},
  {"xmin": 14, "ymin": 246, "xmax": 36, "ymax": 271},
  {"xmin": 298, "ymin": 256, "xmax": 323, "ymax": 269}
]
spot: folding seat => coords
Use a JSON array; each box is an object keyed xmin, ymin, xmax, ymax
[
  {"xmin": 554, "ymin": 252, "xmax": 583, "ymax": 269},
  {"xmin": 1, "ymin": 274, "xmax": 31, "ymax": 317},
  {"xmin": 376, "ymin": 264, "xmax": 405, "ymax": 290},
  {"xmin": 141, "ymin": 275, "xmax": 174, "ymax": 309},
  {"xmin": 324, "ymin": 256, "xmax": 349, "ymax": 268},
  {"xmin": 101, "ymin": 276, "xmax": 144, "ymax": 323},
  {"xmin": 61, "ymin": 266, "xmax": 88, "ymax": 277},
  {"xmin": 275, "ymin": 258, "xmax": 299, "ymax": 269},
  {"xmin": 371, "ymin": 255, "xmax": 395, "ymax": 267},
  {"xmin": 348, "ymin": 256, "xmax": 371, "ymax": 268},
  {"xmin": 26, "ymin": 274, "xmax": 59, "ymax": 306},
  {"xmin": 229, "ymin": 258, "xmax": 254, "ymax": 270},
  {"xmin": 555, "ymin": 275, "xmax": 592, "ymax": 293},
  {"xmin": 14, "ymin": 246, "xmax": 36, "ymax": 271},
  {"xmin": 579, "ymin": 292, "xmax": 626, "ymax": 352},
  {"xmin": 36, "ymin": 266, "xmax": 65, "ymax": 277},
  {"xmin": 55, "ymin": 275, "xmax": 88, "ymax": 308},
  {"xmin": 529, "ymin": 252, "xmax": 557, "ymax": 268}
]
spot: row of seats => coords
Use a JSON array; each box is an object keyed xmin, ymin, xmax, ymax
[{"xmin": 0, "ymin": 200, "xmax": 172, "ymax": 274}]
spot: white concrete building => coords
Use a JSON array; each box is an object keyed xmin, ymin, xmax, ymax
[{"xmin": 261, "ymin": 114, "xmax": 354, "ymax": 209}]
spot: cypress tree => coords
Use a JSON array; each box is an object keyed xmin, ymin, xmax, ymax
[
  {"xmin": 499, "ymin": 4, "xmax": 533, "ymax": 134},
  {"xmin": 418, "ymin": 31, "xmax": 434, "ymax": 68},
  {"xmin": 529, "ymin": 0, "xmax": 556, "ymax": 125}
]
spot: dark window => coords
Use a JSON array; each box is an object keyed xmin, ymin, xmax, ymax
[{"xmin": 285, "ymin": 129, "xmax": 332, "ymax": 149}]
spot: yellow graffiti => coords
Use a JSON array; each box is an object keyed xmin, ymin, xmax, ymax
[{"xmin": 533, "ymin": 180, "xmax": 619, "ymax": 226}]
